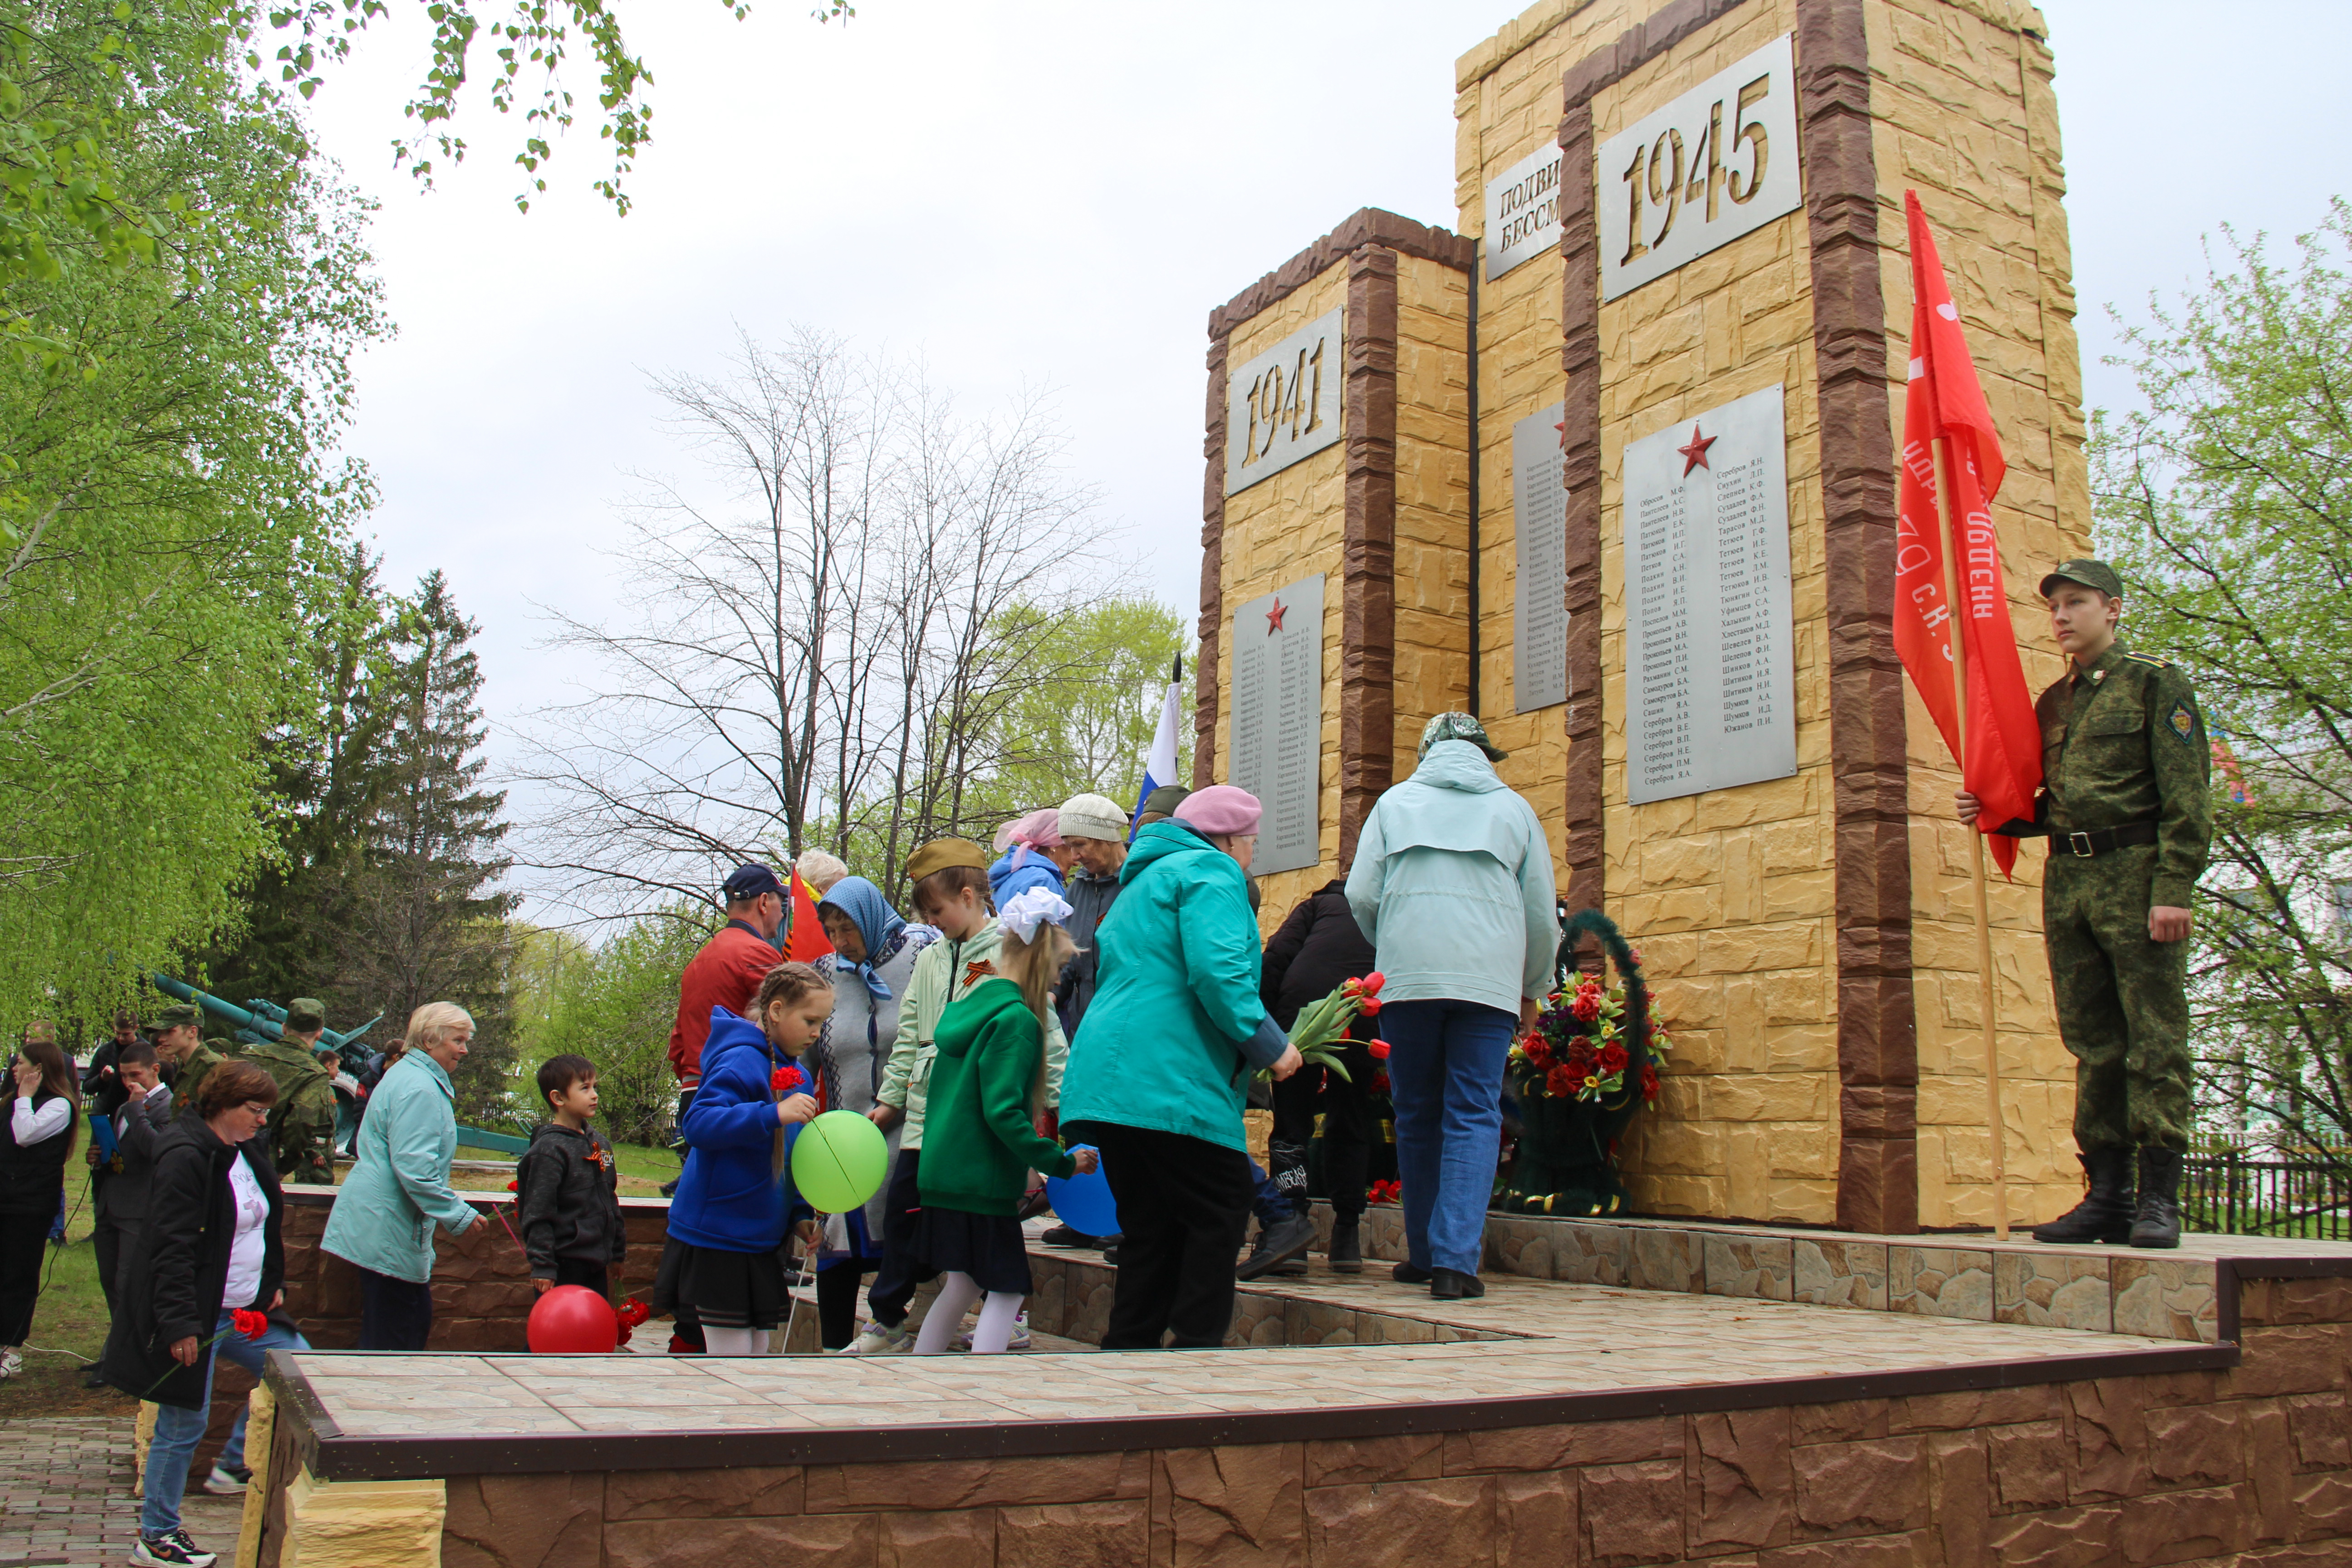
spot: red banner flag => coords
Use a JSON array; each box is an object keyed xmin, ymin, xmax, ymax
[
  {"xmin": 1893, "ymin": 192, "xmax": 2043, "ymax": 876},
  {"xmin": 785, "ymin": 869, "xmax": 833, "ymax": 964}
]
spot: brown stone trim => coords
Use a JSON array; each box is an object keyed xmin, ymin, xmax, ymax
[
  {"xmin": 1557, "ymin": 102, "xmax": 1605, "ymax": 921},
  {"xmin": 1797, "ymin": 0, "xmax": 1916, "ymax": 1236},
  {"xmin": 1209, "ymin": 208, "xmax": 1475, "ymax": 342},
  {"xmin": 272, "ymin": 1340, "xmax": 2236, "ymax": 1481},
  {"xmin": 1196, "ymin": 336, "xmax": 1227, "ymax": 787},
  {"xmin": 1339, "ymin": 247, "xmax": 1400, "ymax": 865},
  {"xmin": 1551, "ymin": 0, "xmax": 1752, "ymax": 922}
]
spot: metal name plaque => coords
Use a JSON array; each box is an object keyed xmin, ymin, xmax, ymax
[
  {"xmin": 1623, "ymin": 384, "xmax": 1795, "ymax": 805},
  {"xmin": 1225, "ymin": 310, "xmax": 1343, "ymax": 495},
  {"xmin": 1597, "ymin": 34, "xmax": 1802, "ymax": 302},
  {"xmin": 1228, "ymin": 573, "xmax": 1325, "ymax": 876},
  {"xmin": 1485, "ymin": 142, "xmax": 1564, "ymax": 281},
  {"xmin": 1512, "ymin": 402, "xmax": 1569, "ymax": 712}
]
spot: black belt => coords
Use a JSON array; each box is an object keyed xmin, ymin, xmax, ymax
[{"xmin": 2051, "ymin": 820, "xmax": 2159, "ymax": 858}]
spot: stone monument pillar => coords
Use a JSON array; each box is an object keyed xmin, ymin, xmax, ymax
[{"xmin": 1197, "ymin": 0, "xmax": 2086, "ymax": 1235}]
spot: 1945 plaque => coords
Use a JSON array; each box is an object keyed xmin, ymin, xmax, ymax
[
  {"xmin": 1228, "ymin": 573, "xmax": 1325, "ymax": 876},
  {"xmin": 1513, "ymin": 402, "xmax": 1569, "ymax": 712},
  {"xmin": 1623, "ymin": 384, "xmax": 1794, "ymax": 804}
]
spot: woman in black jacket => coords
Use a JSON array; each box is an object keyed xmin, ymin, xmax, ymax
[
  {"xmin": 1259, "ymin": 877, "xmax": 1382, "ymax": 1273},
  {"xmin": 103, "ymin": 1060, "xmax": 312, "ymax": 1568},
  {"xmin": 0, "ymin": 1029, "xmax": 79, "ymax": 1382}
]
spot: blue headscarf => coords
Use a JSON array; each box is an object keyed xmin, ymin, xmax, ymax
[{"xmin": 818, "ymin": 877, "xmax": 906, "ymax": 1000}]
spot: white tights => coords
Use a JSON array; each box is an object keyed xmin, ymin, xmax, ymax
[
  {"xmin": 911, "ymin": 1271, "xmax": 1024, "ymax": 1355},
  {"xmin": 700, "ymin": 1325, "xmax": 772, "ymax": 1356}
]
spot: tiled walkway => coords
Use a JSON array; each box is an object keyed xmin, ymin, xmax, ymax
[
  {"xmin": 0, "ymin": 1417, "xmax": 240, "ymax": 1568},
  {"xmin": 293, "ymin": 1268, "xmax": 2190, "ymax": 1440}
]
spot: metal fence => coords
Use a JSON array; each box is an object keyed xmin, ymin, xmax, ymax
[{"xmin": 2183, "ymin": 1150, "xmax": 2352, "ymax": 1240}]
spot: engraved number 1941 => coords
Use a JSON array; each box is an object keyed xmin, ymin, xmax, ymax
[{"xmin": 1239, "ymin": 336, "xmax": 1326, "ymax": 469}]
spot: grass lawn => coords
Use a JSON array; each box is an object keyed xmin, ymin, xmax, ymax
[{"xmin": 0, "ymin": 1142, "xmax": 680, "ymax": 1421}]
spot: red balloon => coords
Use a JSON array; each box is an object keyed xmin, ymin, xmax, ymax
[{"xmin": 527, "ymin": 1285, "xmax": 619, "ymax": 1353}]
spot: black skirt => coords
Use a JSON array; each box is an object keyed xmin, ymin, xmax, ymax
[
  {"xmin": 907, "ymin": 1207, "xmax": 1033, "ymax": 1296},
  {"xmin": 653, "ymin": 1237, "xmax": 788, "ymax": 1330}
]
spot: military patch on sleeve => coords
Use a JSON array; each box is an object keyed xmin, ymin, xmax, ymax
[{"xmin": 2167, "ymin": 703, "xmax": 2197, "ymax": 745}]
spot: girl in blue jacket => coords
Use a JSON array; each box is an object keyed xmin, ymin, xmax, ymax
[{"xmin": 657, "ymin": 962, "xmax": 828, "ymax": 1354}]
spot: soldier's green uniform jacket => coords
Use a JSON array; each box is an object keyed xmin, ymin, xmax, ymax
[
  {"xmin": 243, "ymin": 1036, "xmax": 338, "ymax": 1183},
  {"xmin": 1995, "ymin": 639, "xmax": 2214, "ymax": 1152},
  {"xmin": 168, "ymin": 1040, "xmax": 230, "ymax": 1124}
]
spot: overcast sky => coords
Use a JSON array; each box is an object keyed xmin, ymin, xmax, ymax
[{"xmin": 298, "ymin": 0, "xmax": 2352, "ymax": 887}]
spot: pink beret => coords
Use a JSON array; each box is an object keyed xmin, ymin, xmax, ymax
[{"xmin": 1173, "ymin": 784, "xmax": 1262, "ymax": 837}]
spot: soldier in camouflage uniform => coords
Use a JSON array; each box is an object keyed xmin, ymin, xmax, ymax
[
  {"xmin": 243, "ymin": 997, "xmax": 339, "ymax": 1185},
  {"xmin": 1959, "ymin": 559, "xmax": 2211, "ymax": 1249},
  {"xmin": 148, "ymin": 1004, "xmax": 224, "ymax": 1118}
]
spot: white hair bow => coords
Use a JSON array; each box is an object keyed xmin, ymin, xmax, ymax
[{"xmin": 998, "ymin": 887, "xmax": 1073, "ymax": 942}]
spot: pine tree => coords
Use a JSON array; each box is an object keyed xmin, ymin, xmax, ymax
[{"xmin": 330, "ymin": 571, "xmax": 520, "ymax": 1120}]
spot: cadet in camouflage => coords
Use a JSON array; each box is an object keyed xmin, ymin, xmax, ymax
[
  {"xmin": 1962, "ymin": 559, "xmax": 2211, "ymax": 1250},
  {"xmin": 244, "ymin": 997, "xmax": 339, "ymax": 1185}
]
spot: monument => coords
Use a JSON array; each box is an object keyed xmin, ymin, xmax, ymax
[{"xmin": 1197, "ymin": 0, "xmax": 2091, "ymax": 1234}]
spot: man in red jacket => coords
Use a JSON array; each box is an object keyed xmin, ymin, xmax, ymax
[{"xmin": 667, "ymin": 862, "xmax": 786, "ymax": 1124}]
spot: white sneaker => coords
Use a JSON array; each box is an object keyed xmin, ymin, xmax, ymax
[
  {"xmin": 954, "ymin": 1311, "xmax": 1031, "ymax": 1352},
  {"xmin": 837, "ymin": 1319, "xmax": 911, "ymax": 1356},
  {"xmin": 0, "ymin": 1347, "xmax": 21, "ymax": 1378},
  {"xmin": 131, "ymin": 1529, "xmax": 217, "ymax": 1566},
  {"xmin": 202, "ymin": 1462, "xmax": 250, "ymax": 1494}
]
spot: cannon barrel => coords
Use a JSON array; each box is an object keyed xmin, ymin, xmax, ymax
[{"xmin": 148, "ymin": 973, "xmax": 382, "ymax": 1063}]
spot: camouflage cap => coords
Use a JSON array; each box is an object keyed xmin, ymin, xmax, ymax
[
  {"xmin": 2039, "ymin": 558, "xmax": 2125, "ymax": 600},
  {"xmin": 1418, "ymin": 711, "xmax": 1508, "ymax": 762},
  {"xmin": 154, "ymin": 1002, "xmax": 202, "ymax": 1030},
  {"xmin": 285, "ymin": 997, "xmax": 326, "ymax": 1032}
]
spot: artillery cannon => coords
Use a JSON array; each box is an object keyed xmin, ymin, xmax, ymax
[{"xmin": 148, "ymin": 973, "xmax": 382, "ymax": 1072}]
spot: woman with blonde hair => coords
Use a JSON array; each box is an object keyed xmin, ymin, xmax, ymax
[
  {"xmin": 0, "ymin": 1026, "xmax": 78, "ymax": 1380},
  {"xmin": 906, "ymin": 887, "xmax": 1097, "ymax": 1355},
  {"xmin": 320, "ymin": 1004, "xmax": 480, "ymax": 1349}
]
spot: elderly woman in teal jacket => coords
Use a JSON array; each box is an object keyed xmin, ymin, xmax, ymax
[
  {"xmin": 1347, "ymin": 714, "xmax": 1558, "ymax": 1303},
  {"xmin": 319, "ymin": 1004, "xmax": 480, "ymax": 1349},
  {"xmin": 1060, "ymin": 785, "xmax": 1301, "ymax": 1350}
]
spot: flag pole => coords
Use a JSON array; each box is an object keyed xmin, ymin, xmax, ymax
[{"xmin": 1938, "ymin": 443, "xmax": 2010, "ymax": 1241}]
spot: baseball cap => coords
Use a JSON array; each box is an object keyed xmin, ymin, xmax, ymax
[
  {"xmin": 721, "ymin": 862, "xmax": 783, "ymax": 902},
  {"xmin": 1419, "ymin": 711, "xmax": 1509, "ymax": 762},
  {"xmin": 2038, "ymin": 559, "xmax": 2125, "ymax": 600}
]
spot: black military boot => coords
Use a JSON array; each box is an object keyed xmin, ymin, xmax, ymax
[
  {"xmin": 2030, "ymin": 1148, "xmax": 2135, "ymax": 1245},
  {"xmin": 2129, "ymin": 1147, "xmax": 2184, "ymax": 1250},
  {"xmin": 1327, "ymin": 1213, "xmax": 1363, "ymax": 1274}
]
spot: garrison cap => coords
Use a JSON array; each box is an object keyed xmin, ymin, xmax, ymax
[
  {"xmin": 154, "ymin": 1002, "xmax": 203, "ymax": 1030},
  {"xmin": 904, "ymin": 837, "xmax": 989, "ymax": 885},
  {"xmin": 285, "ymin": 997, "xmax": 326, "ymax": 1032},
  {"xmin": 2039, "ymin": 558, "xmax": 2125, "ymax": 600}
]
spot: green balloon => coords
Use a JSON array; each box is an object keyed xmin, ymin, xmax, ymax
[{"xmin": 790, "ymin": 1109, "xmax": 891, "ymax": 1213}]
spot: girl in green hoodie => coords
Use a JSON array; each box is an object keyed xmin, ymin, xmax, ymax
[{"xmin": 909, "ymin": 888, "xmax": 1098, "ymax": 1355}]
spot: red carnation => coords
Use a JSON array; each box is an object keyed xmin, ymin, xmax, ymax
[
  {"xmin": 771, "ymin": 1068, "xmax": 795, "ymax": 1092},
  {"xmin": 230, "ymin": 1309, "xmax": 269, "ymax": 1340},
  {"xmin": 617, "ymin": 1298, "xmax": 652, "ymax": 1329},
  {"xmin": 505, "ymin": 1179, "xmax": 517, "ymax": 1191}
]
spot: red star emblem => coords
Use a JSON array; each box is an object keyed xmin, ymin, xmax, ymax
[
  {"xmin": 1265, "ymin": 598, "xmax": 1287, "ymax": 634},
  {"xmin": 1676, "ymin": 425, "xmax": 1716, "ymax": 476}
]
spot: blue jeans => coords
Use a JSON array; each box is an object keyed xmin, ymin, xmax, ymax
[
  {"xmin": 1247, "ymin": 1160, "xmax": 1289, "ymax": 1227},
  {"xmin": 1379, "ymin": 999, "xmax": 1515, "ymax": 1276},
  {"xmin": 142, "ymin": 1310, "xmax": 309, "ymax": 1538}
]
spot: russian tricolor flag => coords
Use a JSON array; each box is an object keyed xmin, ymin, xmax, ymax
[{"xmin": 1132, "ymin": 656, "xmax": 1183, "ymax": 837}]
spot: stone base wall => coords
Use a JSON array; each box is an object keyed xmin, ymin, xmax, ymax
[
  {"xmin": 379, "ymin": 1268, "xmax": 2352, "ymax": 1568},
  {"xmin": 184, "ymin": 1189, "xmax": 671, "ymax": 1486}
]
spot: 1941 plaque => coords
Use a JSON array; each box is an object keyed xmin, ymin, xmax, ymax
[
  {"xmin": 1623, "ymin": 384, "xmax": 1794, "ymax": 805},
  {"xmin": 1225, "ymin": 311, "xmax": 1343, "ymax": 495},
  {"xmin": 1228, "ymin": 573, "xmax": 1325, "ymax": 876},
  {"xmin": 1513, "ymin": 402, "xmax": 1569, "ymax": 712}
]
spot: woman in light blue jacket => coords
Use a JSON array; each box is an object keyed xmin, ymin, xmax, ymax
[
  {"xmin": 319, "ymin": 1004, "xmax": 480, "ymax": 1349},
  {"xmin": 1346, "ymin": 714, "xmax": 1558, "ymax": 1303}
]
